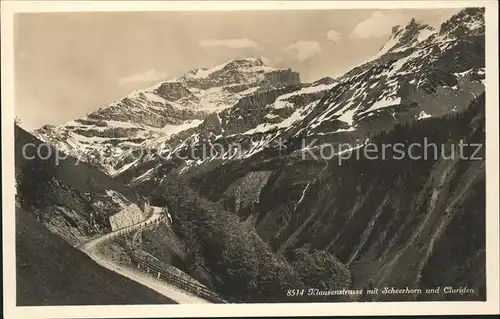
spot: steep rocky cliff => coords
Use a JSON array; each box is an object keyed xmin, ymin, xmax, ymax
[
  {"xmin": 15, "ymin": 125, "xmax": 145, "ymax": 245},
  {"xmin": 193, "ymin": 93, "xmax": 486, "ymax": 301}
]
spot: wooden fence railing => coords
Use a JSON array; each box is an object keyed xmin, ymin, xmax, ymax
[
  {"xmin": 104, "ymin": 210, "xmax": 239, "ymax": 304},
  {"xmin": 130, "ymin": 255, "xmax": 235, "ymax": 303},
  {"xmin": 108, "ymin": 215, "xmax": 166, "ymax": 239}
]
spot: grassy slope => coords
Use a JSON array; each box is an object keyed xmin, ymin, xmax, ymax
[{"xmin": 16, "ymin": 208, "xmax": 175, "ymax": 305}]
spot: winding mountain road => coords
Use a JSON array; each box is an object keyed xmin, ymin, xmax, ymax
[{"xmin": 77, "ymin": 206, "xmax": 210, "ymax": 304}]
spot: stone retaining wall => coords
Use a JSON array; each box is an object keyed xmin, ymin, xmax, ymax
[{"xmin": 109, "ymin": 203, "xmax": 145, "ymax": 231}]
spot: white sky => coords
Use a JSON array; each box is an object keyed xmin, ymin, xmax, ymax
[{"xmin": 15, "ymin": 8, "xmax": 461, "ymax": 130}]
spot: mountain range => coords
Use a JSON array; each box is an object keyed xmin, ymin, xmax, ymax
[
  {"xmin": 34, "ymin": 8, "xmax": 484, "ymax": 186},
  {"xmin": 22, "ymin": 7, "xmax": 486, "ymax": 302}
]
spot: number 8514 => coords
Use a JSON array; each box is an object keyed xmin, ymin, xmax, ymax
[{"xmin": 286, "ymin": 289, "xmax": 305, "ymax": 296}]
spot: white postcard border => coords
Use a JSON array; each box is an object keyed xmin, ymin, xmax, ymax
[{"xmin": 2, "ymin": 1, "xmax": 499, "ymax": 318}]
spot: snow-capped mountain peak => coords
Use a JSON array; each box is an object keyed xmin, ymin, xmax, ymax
[
  {"xmin": 34, "ymin": 57, "xmax": 301, "ymax": 175},
  {"xmin": 293, "ymin": 8, "xmax": 484, "ymax": 140},
  {"xmin": 174, "ymin": 57, "xmax": 298, "ymax": 90},
  {"xmin": 184, "ymin": 57, "xmax": 267, "ymax": 79},
  {"xmin": 439, "ymin": 7, "xmax": 485, "ymax": 37},
  {"xmin": 377, "ymin": 18, "xmax": 436, "ymax": 57}
]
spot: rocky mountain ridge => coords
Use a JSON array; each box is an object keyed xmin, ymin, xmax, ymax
[
  {"xmin": 34, "ymin": 57, "xmax": 301, "ymax": 175},
  {"xmin": 113, "ymin": 8, "xmax": 485, "ymax": 186},
  {"xmin": 164, "ymin": 9, "xmax": 486, "ymax": 300},
  {"xmin": 36, "ymin": 9, "xmax": 485, "ymax": 186}
]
